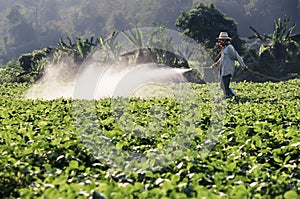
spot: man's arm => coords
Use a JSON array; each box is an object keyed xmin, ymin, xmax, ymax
[
  {"xmin": 229, "ymin": 45, "xmax": 248, "ymax": 70},
  {"xmin": 210, "ymin": 57, "xmax": 221, "ymax": 68}
]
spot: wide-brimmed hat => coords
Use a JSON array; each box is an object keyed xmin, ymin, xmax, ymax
[{"xmin": 216, "ymin": 32, "xmax": 232, "ymax": 40}]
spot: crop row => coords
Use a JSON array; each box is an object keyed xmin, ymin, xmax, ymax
[{"xmin": 0, "ymin": 79, "xmax": 299, "ymax": 198}]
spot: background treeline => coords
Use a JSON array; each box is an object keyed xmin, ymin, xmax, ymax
[
  {"xmin": 195, "ymin": 0, "xmax": 300, "ymax": 36},
  {"xmin": 0, "ymin": 0, "xmax": 300, "ymax": 64},
  {"xmin": 0, "ymin": 0, "xmax": 299, "ymax": 83},
  {"xmin": 0, "ymin": 0, "xmax": 193, "ymax": 64}
]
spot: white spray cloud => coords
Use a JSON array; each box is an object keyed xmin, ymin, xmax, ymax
[{"xmin": 25, "ymin": 59, "xmax": 190, "ymax": 100}]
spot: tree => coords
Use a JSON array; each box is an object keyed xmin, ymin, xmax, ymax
[
  {"xmin": 24, "ymin": 0, "xmax": 40, "ymax": 28},
  {"xmin": 176, "ymin": 3, "xmax": 244, "ymax": 54},
  {"xmin": 106, "ymin": 12, "xmax": 130, "ymax": 34},
  {"xmin": 134, "ymin": 0, "xmax": 192, "ymax": 29},
  {"xmin": 72, "ymin": 1, "xmax": 106, "ymax": 37},
  {"xmin": 4, "ymin": 5, "xmax": 37, "ymax": 58},
  {"xmin": 40, "ymin": 0, "xmax": 60, "ymax": 24},
  {"xmin": 191, "ymin": 0, "xmax": 300, "ymax": 36},
  {"xmin": 244, "ymin": 0, "xmax": 300, "ymax": 33}
]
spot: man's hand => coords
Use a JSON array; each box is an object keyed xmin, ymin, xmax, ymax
[
  {"xmin": 210, "ymin": 63, "xmax": 219, "ymax": 68},
  {"xmin": 243, "ymin": 66, "xmax": 249, "ymax": 71}
]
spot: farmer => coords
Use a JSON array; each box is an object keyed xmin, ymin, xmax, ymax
[{"xmin": 211, "ymin": 32, "xmax": 248, "ymax": 98}]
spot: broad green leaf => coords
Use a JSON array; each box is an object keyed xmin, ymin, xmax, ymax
[
  {"xmin": 284, "ymin": 190, "xmax": 298, "ymax": 199},
  {"xmin": 69, "ymin": 160, "xmax": 79, "ymax": 169}
]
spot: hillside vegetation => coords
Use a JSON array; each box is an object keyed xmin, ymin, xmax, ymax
[{"xmin": 0, "ymin": 0, "xmax": 299, "ymax": 64}]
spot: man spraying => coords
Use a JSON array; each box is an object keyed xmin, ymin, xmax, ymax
[{"xmin": 211, "ymin": 32, "xmax": 248, "ymax": 98}]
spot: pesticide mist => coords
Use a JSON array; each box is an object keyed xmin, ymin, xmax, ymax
[
  {"xmin": 24, "ymin": 58, "xmax": 77, "ymax": 100},
  {"xmin": 25, "ymin": 27, "xmax": 209, "ymax": 100},
  {"xmin": 24, "ymin": 60, "xmax": 191, "ymax": 100},
  {"xmin": 24, "ymin": 27, "xmax": 219, "ymax": 102}
]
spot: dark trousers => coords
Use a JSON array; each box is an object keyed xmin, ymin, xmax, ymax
[{"xmin": 221, "ymin": 75, "xmax": 232, "ymax": 97}]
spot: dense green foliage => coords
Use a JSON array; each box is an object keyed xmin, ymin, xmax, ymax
[
  {"xmin": 176, "ymin": 3, "xmax": 244, "ymax": 54},
  {"xmin": 0, "ymin": 0, "xmax": 193, "ymax": 63},
  {"xmin": 0, "ymin": 1, "xmax": 299, "ymax": 83},
  {"xmin": 0, "ymin": 79, "xmax": 299, "ymax": 198},
  {"xmin": 0, "ymin": 0, "xmax": 299, "ymax": 64},
  {"xmin": 0, "ymin": 36, "xmax": 101, "ymax": 83},
  {"xmin": 247, "ymin": 17, "xmax": 300, "ymax": 78},
  {"xmin": 0, "ymin": 27, "xmax": 203, "ymax": 84},
  {"xmin": 195, "ymin": 0, "xmax": 300, "ymax": 36}
]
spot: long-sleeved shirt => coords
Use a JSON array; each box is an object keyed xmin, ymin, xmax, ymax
[{"xmin": 213, "ymin": 44, "xmax": 246, "ymax": 77}]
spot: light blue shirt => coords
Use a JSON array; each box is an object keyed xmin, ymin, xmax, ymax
[{"xmin": 214, "ymin": 44, "xmax": 246, "ymax": 77}]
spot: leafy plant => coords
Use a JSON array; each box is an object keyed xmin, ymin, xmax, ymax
[
  {"xmin": 122, "ymin": 28, "xmax": 146, "ymax": 63},
  {"xmin": 54, "ymin": 36, "xmax": 100, "ymax": 64},
  {"xmin": 0, "ymin": 79, "xmax": 299, "ymax": 198},
  {"xmin": 98, "ymin": 31, "xmax": 121, "ymax": 63}
]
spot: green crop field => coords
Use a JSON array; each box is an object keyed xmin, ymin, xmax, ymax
[{"xmin": 0, "ymin": 79, "xmax": 299, "ymax": 199}]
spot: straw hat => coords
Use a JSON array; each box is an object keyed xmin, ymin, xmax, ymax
[{"xmin": 217, "ymin": 32, "xmax": 232, "ymax": 40}]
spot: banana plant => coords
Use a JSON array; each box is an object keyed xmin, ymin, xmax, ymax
[
  {"xmin": 272, "ymin": 17, "xmax": 296, "ymax": 45},
  {"xmin": 98, "ymin": 31, "xmax": 120, "ymax": 63},
  {"xmin": 122, "ymin": 28, "xmax": 145, "ymax": 63},
  {"xmin": 76, "ymin": 37, "xmax": 99, "ymax": 60},
  {"xmin": 148, "ymin": 27, "xmax": 186, "ymax": 67},
  {"xmin": 55, "ymin": 36, "xmax": 100, "ymax": 63},
  {"xmin": 249, "ymin": 17, "xmax": 297, "ymax": 55},
  {"xmin": 249, "ymin": 17, "xmax": 299, "ymax": 75}
]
